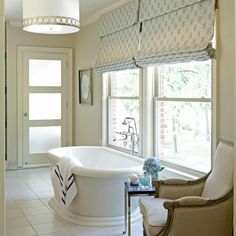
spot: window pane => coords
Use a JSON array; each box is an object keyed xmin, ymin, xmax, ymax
[
  {"xmin": 29, "ymin": 126, "xmax": 61, "ymax": 154},
  {"xmin": 29, "ymin": 93, "xmax": 61, "ymax": 120},
  {"xmin": 156, "ymin": 101, "xmax": 211, "ymax": 173},
  {"xmin": 108, "ymin": 99, "xmax": 139, "ymax": 153},
  {"xmin": 110, "ymin": 69, "xmax": 139, "ymax": 97},
  {"xmin": 158, "ymin": 60, "xmax": 211, "ymax": 98},
  {"xmin": 29, "ymin": 59, "xmax": 61, "ymax": 87}
]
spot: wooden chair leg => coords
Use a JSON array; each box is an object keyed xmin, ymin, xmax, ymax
[{"xmin": 143, "ymin": 223, "xmax": 147, "ymax": 236}]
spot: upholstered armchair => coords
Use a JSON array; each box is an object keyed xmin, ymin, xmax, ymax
[{"xmin": 140, "ymin": 142, "xmax": 234, "ymax": 236}]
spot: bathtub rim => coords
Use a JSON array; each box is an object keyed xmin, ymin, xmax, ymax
[{"xmin": 48, "ymin": 146, "xmax": 144, "ymax": 178}]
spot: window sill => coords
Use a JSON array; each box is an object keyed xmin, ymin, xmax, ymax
[{"xmin": 159, "ymin": 167, "xmax": 204, "ymax": 180}]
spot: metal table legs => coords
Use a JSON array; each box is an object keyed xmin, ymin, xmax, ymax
[{"xmin": 123, "ymin": 184, "xmax": 127, "ymax": 234}]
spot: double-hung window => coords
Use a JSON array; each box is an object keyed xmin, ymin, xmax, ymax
[
  {"xmin": 103, "ymin": 69, "xmax": 140, "ymax": 155},
  {"xmin": 102, "ymin": 61, "xmax": 214, "ymax": 174},
  {"xmin": 153, "ymin": 60, "xmax": 213, "ymax": 173}
]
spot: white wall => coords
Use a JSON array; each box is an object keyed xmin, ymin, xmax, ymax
[
  {"xmin": 0, "ymin": 0, "xmax": 5, "ymax": 234},
  {"xmin": 73, "ymin": 22, "xmax": 102, "ymax": 146},
  {"xmin": 6, "ymin": 24, "xmax": 75, "ymax": 165}
]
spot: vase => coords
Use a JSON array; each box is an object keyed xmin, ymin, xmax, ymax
[
  {"xmin": 151, "ymin": 172, "xmax": 158, "ymax": 180},
  {"xmin": 139, "ymin": 174, "xmax": 152, "ymax": 187}
]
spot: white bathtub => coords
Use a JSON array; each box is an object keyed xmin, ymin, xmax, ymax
[{"xmin": 48, "ymin": 146, "xmax": 143, "ymax": 227}]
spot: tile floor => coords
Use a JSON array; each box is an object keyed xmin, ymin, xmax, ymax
[{"xmin": 6, "ymin": 167, "xmax": 143, "ymax": 236}]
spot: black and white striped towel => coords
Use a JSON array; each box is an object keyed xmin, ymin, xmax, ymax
[{"xmin": 51, "ymin": 157, "xmax": 78, "ymax": 208}]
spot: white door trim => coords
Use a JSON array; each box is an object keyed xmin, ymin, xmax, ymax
[{"xmin": 17, "ymin": 46, "xmax": 73, "ymax": 167}]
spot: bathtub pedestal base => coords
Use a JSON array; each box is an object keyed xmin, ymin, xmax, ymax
[{"xmin": 49, "ymin": 198, "xmax": 142, "ymax": 228}]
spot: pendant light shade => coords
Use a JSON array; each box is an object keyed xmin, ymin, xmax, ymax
[{"xmin": 23, "ymin": 0, "xmax": 80, "ymax": 34}]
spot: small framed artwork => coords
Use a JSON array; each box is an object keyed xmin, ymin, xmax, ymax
[{"xmin": 79, "ymin": 69, "xmax": 93, "ymax": 105}]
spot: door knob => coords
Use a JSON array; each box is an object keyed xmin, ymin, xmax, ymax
[{"xmin": 23, "ymin": 112, "xmax": 28, "ymax": 117}]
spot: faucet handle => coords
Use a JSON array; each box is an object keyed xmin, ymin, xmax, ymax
[{"xmin": 115, "ymin": 131, "xmax": 128, "ymax": 139}]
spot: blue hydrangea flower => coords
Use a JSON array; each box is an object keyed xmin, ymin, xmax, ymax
[{"xmin": 143, "ymin": 157, "xmax": 164, "ymax": 176}]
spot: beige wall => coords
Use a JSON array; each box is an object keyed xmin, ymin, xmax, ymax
[
  {"xmin": 73, "ymin": 22, "xmax": 102, "ymax": 146},
  {"xmin": 6, "ymin": 24, "xmax": 75, "ymax": 164},
  {"xmin": 218, "ymin": 0, "xmax": 235, "ymax": 142},
  {"xmin": 73, "ymin": 2, "xmax": 235, "ymax": 145},
  {"xmin": 0, "ymin": 0, "xmax": 5, "ymax": 234},
  {"xmin": 233, "ymin": 0, "xmax": 236, "ymax": 233},
  {"xmin": 4, "ymin": 1, "xmax": 235, "ymax": 163}
]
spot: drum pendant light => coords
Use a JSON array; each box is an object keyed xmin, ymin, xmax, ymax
[{"xmin": 23, "ymin": 0, "xmax": 80, "ymax": 34}]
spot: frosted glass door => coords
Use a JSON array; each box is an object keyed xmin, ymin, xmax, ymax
[
  {"xmin": 29, "ymin": 59, "xmax": 61, "ymax": 87},
  {"xmin": 29, "ymin": 93, "xmax": 61, "ymax": 120},
  {"xmin": 21, "ymin": 52, "xmax": 68, "ymax": 166},
  {"xmin": 29, "ymin": 126, "xmax": 61, "ymax": 154}
]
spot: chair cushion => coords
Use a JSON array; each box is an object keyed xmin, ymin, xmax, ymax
[
  {"xmin": 202, "ymin": 142, "xmax": 234, "ymax": 199},
  {"xmin": 140, "ymin": 197, "xmax": 168, "ymax": 236}
]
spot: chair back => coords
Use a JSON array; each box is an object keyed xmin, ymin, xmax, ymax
[{"xmin": 201, "ymin": 142, "xmax": 234, "ymax": 199}]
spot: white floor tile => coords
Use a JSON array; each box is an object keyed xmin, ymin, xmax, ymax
[
  {"xmin": 133, "ymin": 220, "xmax": 143, "ymax": 231},
  {"xmin": 21, "ymin": 205, "xmax": 53, "ymax": 216},
  {"xmin": 104, "ymin": 226, "xmax": 126, "ymax": 236},
  {"xmin": 6, "ymin": 208, "xmax": 24, "ymax": 218},
  {"xmin": 6, "ymin": 225, "xmax": 37, "ymax": 236},
  {"xmin": 26, "ymin": 212, "xmax": 62, "ymax": 224},
  {"xmin": 16, "ymin": 199, "xmax": 45, "ymax": 208},
  {"xmin": 35, "ymin": 191, "xmax": 54, "ymax": 199},
  {"xmin": 11, "ymin": 194, "xmax": 39, "ymax": 201},
  {"xmin": 32, "ymin": 222, "xmax": 68, "ymax": 234},
  {"xmin": 130, "ymin": 229, "xmax": 143, "ymax": 236},
  {"xmin": 38, "ymin": 231, "xmax": 73, "ymax": 236},
  {"xmin": 6, "ymin": 216, "xmax": 30, "ymax": 228},
  {"xmin": 68, "ymin": 226, "xmax": 109, "ymax": 236},
  {"xmin": 40, "ymin": 198, "xmax": 51, "ymax": 205},
  {"xmin": 6, "ymin": 201, "xmax": 19, "ymax": 210}
]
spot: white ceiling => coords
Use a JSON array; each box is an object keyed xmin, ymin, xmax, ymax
[{"xmin": 5, "ymin": 0, "xmax": 130, "ymax": 25}]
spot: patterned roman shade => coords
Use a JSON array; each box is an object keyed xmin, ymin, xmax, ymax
[
  {"xmin": 98, "ymin": 0, "xmax": 139, "ymax": 37},
  {"xmin": 95, "ymin": 25, "xmax": 140, "ymax": 73},
  {"xmin": 96, "ymin": 0, "xmax": 216, "ymax": 73},
  {"xmin": 95, "ymin": 0, "xmax": 140, "ymax": 73},
  {"xmin": 139, "ymin": 0, "xmax": 205, "ymax": 22},
  {"xmin": 137, "ymin": 0, "xmax": 216, "ymax": 66}
]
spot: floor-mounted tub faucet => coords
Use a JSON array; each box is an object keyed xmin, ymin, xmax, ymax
[{"xmin": 122, "ymin": 117, "xmax": 139, "ymax": 156}]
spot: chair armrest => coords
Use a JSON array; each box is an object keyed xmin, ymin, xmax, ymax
[
  {"xmin": 152, "ymin": 174, "xmax": 209, "ymax": 199},
  {"xmin": 164, "ymin": 196, "xmax": 209, "ymax": 209},
  {"xmin": 158, "ymin": 178, "xmax": 189, "ymax": 185},
  {"xmin": 159, "ymin": 191, "xmax": 233, "ymax": 236},
  {"xmin": 163, "ymin": 190, "xmax": 233, "ymax": 209}
]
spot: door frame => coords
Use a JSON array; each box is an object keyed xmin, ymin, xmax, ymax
[{"xmin": 17, "ymin": 46, "xmax": 73, "ymax": 167}]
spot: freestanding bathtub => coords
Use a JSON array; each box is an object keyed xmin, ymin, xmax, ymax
[{"xmin": 48, "ymin": 146, "xmax": 144, "ymax": 227}]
